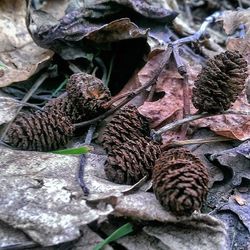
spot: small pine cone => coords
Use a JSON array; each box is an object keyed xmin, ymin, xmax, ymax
[
  {"xmin": 192, "ymin": 50, "xmax": 248, "ymax": 113},
  {"xmin": 152, "ymin": 148, "xmax": 209, "ymax": 216},
  {"xmin": 67, "ymin": 73, "xmax": 111, "ymax": 118},
  {"xmin": 6, "ymin": 110, "xmax": 74, "ymax": 151},
  {"xmin": 102, "ymin": 106, "xmax": 150, "ymax": 151},
  {"xmin": 105, "ymin": 137, "xmax": 161, "ymax": 185},
  {"xmin": 44, "ymin": 95, "xmax": 86, "ymax": 123}
]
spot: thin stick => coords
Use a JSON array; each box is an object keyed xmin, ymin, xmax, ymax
[
  {"xmin": 78, "ymin": 125, "xmax": 96, "ymax": 196},
  {"xmin": 173, "ymin": 45, "xmax": 190, "ymax": 139},
  {"xmin": 172, "ymin": 12, "xmax": 221, "ymax": 46},
  {"xmin": 0, "ymin": 72, "xmax": 48, "ymax": 141},
  {"xmin": 161, "ymin": 137, "xmax": 233, "ymax": 149},
  {"xmin": 74, "ymin": 45, "xmax": 173, "ymax": 129},
  {"xmin": 152, "ymin": 110, "xmax": 250, "ymax": 139},
  {"xmin": 103, "ymin": 91, "xmax": 131, "ymax": 109},
  {"xmin": 0, "ymin": 97, "xmax": 43, "ymax": 111},
  {"xmin": 146, "ymin": 83, "xmax": 156, "ymax": 102}
]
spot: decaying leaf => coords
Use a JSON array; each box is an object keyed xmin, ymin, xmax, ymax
[
  {"xmin": 143, "ymin": 220, "xmax": 227, "ymax": 250},
  {"xmin": 209, "ymin": 149, "xmax": 250, "ymax": 186},
  {"xmin": 27, "ymin": 2, "xmax": 149, "ymax": 60},
  {"xmin": 66, "ymin": 0, "xmax": 178, "ymax": 21},
  {"xmin": 220, "ymin": 192, "xmax": 250, "ymax": 232},
  {"xmin": 213, "ymin": 211, "xmax": 250, "ymax": 250},
  {"xmin": 0, "ymin": 0, "xmax": 54, "ymax": 87},
  {"xmin": 138, "ymin": 50, "xmax": 250, "ymax": 142},
  {"xmin": 0, "ymin": 94, "xmax": 20, "ymax": 126},
  {"xmin": 222, "ymin": 9, "xmax": 250, "ymax": 36},
  {"xmin": 0, "ymin": 221, "xmax": 113, "ymax": 250},
  {"xmin": 195, "ymin": 94, "xmax": 250, "ymax": 141},
  {"xmin": 0, "ymin": 221, "xmax": 32, "ymax": 249},
  {"xmin": 138, "ymin": 54, "xmax": 200, "ymax": 142},
  {"xmin": 0, "ymin": 144, "xmax": 228, "ymax": 248},
  {"xmin": 0, "ymin": 147, "xmax": 114, "ymax": 246}
]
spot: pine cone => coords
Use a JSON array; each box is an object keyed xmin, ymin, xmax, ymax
[
  {"xmin": 192, "ymin": 50, "xmax": 248, "ymax": 113},
  {"xmin": 6, "ymin": 110, "xmax": 74, "ymax": 151},
  {"xmin": 105, "ymin": 137, "xmax": 161, "ymax": 185},
  {"xmin": 67, "ymin": 73, "xmax": 111, "ymax": 119},
  {"xmin": 152, "ymin": 148, "xmax": 209, "ymax": 216},
  {"xmin": 44, "ymin": 95, "xmax": 86, "ymax": 123},
  {"xmin": 102, "ymin": 106, "xmax": 150, "ymax": 151}
]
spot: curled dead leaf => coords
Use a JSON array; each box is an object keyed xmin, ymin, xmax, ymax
[
  {"xmin": 222, "ymin": 9, "xmax": 250, "ymax": 36},
  {"xmin": 0, "ymin": 0, "xmax": 54, "ymax": 87}
]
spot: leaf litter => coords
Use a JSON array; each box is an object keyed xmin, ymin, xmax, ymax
[{"xmin": 1, "ymin": 0, "xmax": 250, "ymax": 249}]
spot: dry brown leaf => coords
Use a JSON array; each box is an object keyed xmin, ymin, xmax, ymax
[
  {"xmin": 0, "ymin": 0, "xmax": 53, "ymax": 87},
  {"xmin": 138, "ymin": 52, "xmax": 200, "ymax": 142},
  {"xmin": 222, "ymin": 9, "xmax": 250, "ymax": 36},
  {"xmin": 136, "ymin": 49, "xmax": 250, "ymax": 142},
  {"xmin": 195, "ymin": 95, "xmax": 250, "ymax": 140}
]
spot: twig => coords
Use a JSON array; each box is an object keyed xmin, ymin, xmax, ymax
[
  {"xmin": 173, "ymin": 45, "xmax": 190, "ymax": 139},
  {"xmin": 78, "ymin": 125, "xmax": 96, "ymax": 196},
  {"xmin": 103, "ymin": 91, "xmax": 131, "ymax": 109},
  {"xmin": 0, "ymin": 72, "xmax": 48, "ymax": 141},
  {"xmin": 74, "ymin": 45, "xmax": 173, "ymax": 129},
  {"xmin": 146, "ymin": 83, "xmax": 157, "ymax": 102},
  {"xmin": 68, "ymin": 62, "xmax": 82, "ymax": 73},
  {"xmin": 0, "ymin": 97, "xmax": 43, "ymax": 111},
  {"xmin": 152, "ymin": 110, "xmax": 250, "ymax": 139},
  {"xmin": 161, "ymin": 137, "xmax": 233, "ymax": 149},
  {"xmin": 172, "ymin": 12, "xmax": 222, "ymax": 46},
  {"xmin": 0, "ymin": 241, "xmax": 39, "ymax": 250}
]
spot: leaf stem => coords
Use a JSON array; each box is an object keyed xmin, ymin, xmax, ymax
[{"xmin": 152, "ymin": 110, "xmax": 250, "ymax": 139}]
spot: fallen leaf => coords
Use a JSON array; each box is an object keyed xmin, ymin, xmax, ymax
[
  {"xmin": 0, "ymin": 222, "xmax": 113, "ymax": 250},
  {"xmin": 220, "ymin": 192, "xmax": 250, "ymax": 232},
  {"xmin": 67, "ymin": 0, "xmax": 178, "ymax": 22},
  {"xmin": 0, "ymin": 221, "xmax": 32, "ymax": 249},
  {"xmin": 233, "ymin": 194, "xmax": 247, "ymax": 206},
  {"xmin": 138, "ymin": 54, "xmax": 201, "ymax": 142},
  {"xmin": 137, "ymin": 50, "xmax": 250, "ymax": 142},
  {"xmin": 0, "ymin": 147, "xmax": 114, "ymax": 246},
  {"xmin": 195, "ymin": 95, "xmax": 250, "ymax": 141},
  {"xmin": 0, "ymin": 0, "xmax": 53, "ymax": 87},
  {"xmin": 0, "ymin": 94, "xmax": 20, "ymax": 126},
  {"xmin": 222, "ymin": 9, "xmax": 250, "ymax": 36},
  {"xmin": 27, "ymin": 2, "xmax": 148, "ymax": 60},
  {"xmin": 212, "ymin": 211, "xmax": 250, "ymax": 250},
  {"xmin": 208, "ymin": 140, "xmax": 250, "ymax": 160},
  {"xmin": 143, "ymin": 218, "xmax": 227, "ymax": 250},
  {"xmin": 209, "ymin": 150, "xmax": 250, "ymax": 186},
  {"xmin": 235, "ymin": 140, "xmax": 250, "ymax": 159}
]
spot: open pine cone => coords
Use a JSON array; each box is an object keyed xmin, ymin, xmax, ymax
[
  {"xmin": 192, "ymin": 50, "xmax": 248, "ymax": 113},
  {"xmin": 152, "ymin": 148, "xmax": 209, "ymax": 216},
  {"xmin": 105, "ymin": 137, "xmax": 161, "ymax": 185},
  {"xmin": 67, "ymin": 73, "xmax": 111, "ymax": 119},
  {"xmin": 102, "ymin": 105, "xmax": 150, "ymax": 151},
  {"xmin": 6, "ymin": 110, "xmax": 74, "ymax": 151}
]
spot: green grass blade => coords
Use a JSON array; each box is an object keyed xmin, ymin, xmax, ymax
[
  {"xmin": 93, "ymin": 223, "xmax": 134, "ymax": 250},
  {"xmin": 52, "ymin": 146, "xmax": 91, "ymax": 155}
]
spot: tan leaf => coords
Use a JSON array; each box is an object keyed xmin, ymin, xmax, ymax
[
  {"xmin": 222, "ymin": 9, "xmax": 250, "ymax": 36},
  {"xmin": 0, "ymin": 0, "xmax": 54, "ymax": 87},
  {"xmin": 233, "ymin": 194, "xmax": 247, "ymax": 206},
  {"xmin": 195, "ymin": 95, "xmax": 250, "ymax": 141}
]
